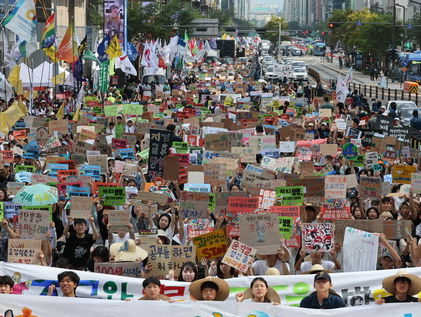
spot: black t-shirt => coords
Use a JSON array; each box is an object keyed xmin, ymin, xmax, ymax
[
  {"xmin": 384, "ymin": 295, "xmax": 418, "ymax": 303},
  {"xmin": 63, "ymin": 232, "xmax": 95, "ymax": 268}
]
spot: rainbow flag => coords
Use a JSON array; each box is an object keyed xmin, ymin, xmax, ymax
[{"xmin": 41, "ymin": 13, "xmax": 55, "ymax": 48}]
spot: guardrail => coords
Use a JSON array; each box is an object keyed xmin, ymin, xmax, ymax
[{"xmin": 349, "ymin": 83, "xmax": 419, "ymax": 104}]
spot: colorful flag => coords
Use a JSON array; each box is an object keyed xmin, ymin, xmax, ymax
[
  {"xmin": 126, "ymin": 42, "xmax": 139, "ymax": 62},
  {"xmin": 56, "ymin": 23, "xmax": 78, "ymax": 64},
  {"xmin": 82, "ymin": 50, "xmax": 100, "ymax": 64},
  {"xmin": 41, "ymin": 13, "xmax": 55, "ymax": 48},
  {"xmin": 97, "ymin": 35, "xmax": 110, "ymax": 62},
  {"xmin": 2, "ymin": 0, "xmax": 37, "ymax": 42},
  {"xmin": 105, "ymin": 36, "xmax": 123, "ymax": 59},
  {"xmin": 78, "ymin": 35, "xmax": 87, "ymax": 57},
  {"xmin": 115, "ymin": 55, "xmax": 137, "ymax": 76},
  {"xmin": 43, "ymin": 46, "xmax": 58, "ymax": 62},
  {"xmin": 0, "ymin": 72, "xmax": 14, "ymax": 101},
  {"xmin": 98, "ymin": 61, "xmax": 110, "ymax": 93}
]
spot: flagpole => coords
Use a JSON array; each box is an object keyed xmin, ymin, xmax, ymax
[{"xmin": 1, "ymin": 27, "xmax": 7, "ymax": 101}]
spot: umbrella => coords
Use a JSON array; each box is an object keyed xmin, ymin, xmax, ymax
[{"xmin": 13, "ymin": 184, "xmax": 58, "ymax": 206}]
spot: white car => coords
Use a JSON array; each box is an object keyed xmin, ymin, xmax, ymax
[
  {"xmin": 264, "ymin": 64, "xmax": 283, "ymax": 82},
  {"xmin": 291, "ymin": 67, "xmax": 308, "ymax": 81}
]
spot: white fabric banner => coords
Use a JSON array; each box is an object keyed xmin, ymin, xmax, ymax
[
  {"xmin": 343, "ymin": 227, "xmax": 379, "ymax": 272},
  {"xmin": 1, "ymin": 294, "xmax": 421, "ymax": 317},
  {"xmin": 1, "ymin": 262, "xmax": 421, "ymax": 306},
  {"xmin": 3, "ymin": 0, "xmax": 37, "ymax": 43}
]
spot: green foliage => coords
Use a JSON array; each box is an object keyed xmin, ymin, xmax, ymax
[
  {"xmin": 263, "ymin": 16, "xmax": 288, "ymax": 44},
  {"xmin": 407, "ymin": 13, "xmax": 421, "ymax": 48},
  {"xmin": 88, "ymin": 0, "xmax": 103, "ymax": 28}
]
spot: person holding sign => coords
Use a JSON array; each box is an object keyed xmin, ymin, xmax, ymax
[
  {"xmin": 189, "ymin": 277, "xmax": 229, "ymax": 301},
  {"xmin": 376, "ymin": 270, "xmax": 421, "ymax": 304},
  {"xmin": 47, "ymin": 271, "xmax": 80, "ymax": 297},
  {"xmin": 235, "ymin": 277, "xmax": 280, "ymax": 304},
  {"xmin": 252, "ymin": 246, "xmax": 290, "ymax": 276},
  {"xmin": 299, "ymin": 271, "xmax": 346, "ymax": 309}
]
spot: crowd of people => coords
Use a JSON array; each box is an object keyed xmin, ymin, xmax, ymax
[{"xmin": 1, "ymin": 48, "xmax": 421, "ymax": 310}]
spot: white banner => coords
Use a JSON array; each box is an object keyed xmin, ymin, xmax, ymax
[
  {"xmin": 1, "ymin": 294, "xmax": 421, "ymax": 317},
  {"xmin": 1, "ymin": 262, "xmax": 421, "ymax": 306},
  {"xmin": 343, "ymin": 227, "xmax": 379, "ymax": 272}
]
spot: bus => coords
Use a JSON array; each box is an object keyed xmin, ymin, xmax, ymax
[
  {"xmin": 313, "ymin": 42, "xmax": 327, "ymax": 56},
  {"xmin": 406, "ymin": 53, "xmax": 421, "ymax": 83}
]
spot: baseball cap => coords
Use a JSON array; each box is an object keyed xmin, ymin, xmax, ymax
[{"xmin": 314, "ymin": 271, "xmax": 332, "ymax": 283}]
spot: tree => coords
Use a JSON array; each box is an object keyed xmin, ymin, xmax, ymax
[
  {"xmin": 263, "ymin": 16, "xmax": 288, "ymax": 44},
  {"xmin": 407, "ymin": 13, "xmax": 421, "ymax": 50}
]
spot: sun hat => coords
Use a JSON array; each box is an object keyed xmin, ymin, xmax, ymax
[
  {"xmin": 157, "ymin": 229, "xmax": 171, "ymax": 245},
  {"xmin": 189, "ymin": 277, "xmax": 229, "ymax": 301},
  {"xmin": 242, "ymin": 284, "xmax": 280, "ymax": 303},
  {"xmin": 265, "ymin": 268, "xmax": 280, "ymax": 275},
  {"xmin": 109, "ymin": 239, "xmax": 148, "ymax": 262},
  {"xmin": 382, "ymin": 270, "xmax": 421, "ymax": 296},
  {"xmin": 304, "ymin": 264, "xmax": 333, "ymax": 274}
]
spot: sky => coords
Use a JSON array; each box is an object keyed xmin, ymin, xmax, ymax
[{"xmin": 252, "ymin": 0, "xmax": 284, "ymax": 8}]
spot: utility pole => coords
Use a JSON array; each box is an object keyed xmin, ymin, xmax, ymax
[{"xmin": 392, "ymin": 0, "xmax": 396, "ymax": 54}]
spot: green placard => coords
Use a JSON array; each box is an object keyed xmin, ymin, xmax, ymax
[
  {"xmin": 279, "ymin": 216, "xmax": 293, "ymax": 239},
  {"xmin": 208, "ymin": 193, "xmax": 216, "ymax": 212},
  {"xmin": 0, "ymin": 207, "xmax": 4, "ymax": 221},
  {"xmin": 104, "ymin": 105, "xmax": 119, "ymax": 117},
  {"xmin": 92, "ymin": 106, "xmax": 103, "ymax": 115},
  {"xmin": 99, "ymin": 186, "xmax": 126, "ymax": 205},
  {"xmin": 122, "ymin": 104, "xmax": 143, "ymax": 116},
  {"xmin": 275, "ymin": 186, "xmax": 304, "ymax": 206},
  {"xmin": 352, "ymin": 155, "xmax": 364, "ymax": 166},
  {"xmin": 138, "ymin": 149, "xmax": 149, "ymax": 161},
  {"xmin": 173, "ymin": 142, "xmax": 189, "ymax": 154},
  {"xmin": 15, "ymin": 165, "xmax": 36, "ymax": 173}
]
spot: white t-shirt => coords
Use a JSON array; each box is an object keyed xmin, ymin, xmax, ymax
[
  {"xmin": 252, "ymin": 259, "xmax": 290, "ymax": 275},
  {"xmin": 299, "ymin": 260, "xmax": 335, "ymax": 273},
  {"xmin": 110, "ymin": 232, "xmax": 130, "ymax": 244}
]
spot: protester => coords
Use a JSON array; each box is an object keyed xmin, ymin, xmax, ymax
[
  {"xmin": 0, "ymin": 275, "xmax": 14, "ymax": 294},
  {"xmin": 47, "ymin": 271, "xmax": 80, "ymax": 297},
  {"xmin": 376, "ymin": 270, "xmax": 421, "ymax": 304},
  {"xmin": 299, "ymin": 271, "xmax": 346, "ymax": 309},
  {"xmin": 235, "ymin": 277, "xmax": 280, "ymax": 304},
  {"xmin": 189, "ymin": 277, "xmax": 229, "ymax": 301},
  {"xmin": 139, "ymin": 277, "xmax": 171, "ymax": 301}
]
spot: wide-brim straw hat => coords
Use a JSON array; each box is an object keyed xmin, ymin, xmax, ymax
[
  {"xmin": 382, "ymin": 270, "xmax": 421, "ymax": 296},
  {"xmin": 109, "ymin": 239, "xmax": 148, "ymax": 262},
  {"xmin": 243, "ymin": 286, "xmax": 280, "ymax": 303},
  {"xmin": 303, "ymin": 264, "xmax": 333, "ymax": 274},
  {"xmin": 189, "ymin": 277, "xmax": 229, "ymax": 301}
]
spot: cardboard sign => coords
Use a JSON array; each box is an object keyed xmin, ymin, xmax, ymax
[
  {"xmin": 180, "ymin": 191, "xmax": 209, "ymax": 219},
  {"xmin": 187, "ymin": 218, "xmax": 214, "ymax": 239},
  {"xmin": 239, "ymin": 213, "xmax": 280, "ymax": 255},
  {"xmin": 7, "ymin": 182, "xmax": 24, "ymax": 196},
  {"xmin": 275, "ymin": 186, "xmax": 304, "ymax": 206},
  {"xmin": 411, "ymin": 173, "xmax": 421, "ymax": 194},
  {"xmin": 94, "ymin": 262, "xmax": 143, "ymax": 278},
  {"xmin": 7, "ymin": 239, "xmax": 42, "ymax": 264},
  {"xmin": 48, "ymin": 119, "xmax": 68, "ymax": 135},
  {"xmin": 204, "ymin": 163, "xmax": 227, "ymax": 189},
  {"xmin": 319, "ymin": 108, "xmax": 332, "ymax": 118},
  {"xmin": 392, "ymin": 165, "xmax": 417, "ymax": 184},
  {"xmin": 334, "ymin": 220, "xmax": 384, "ymax": 243},
  {"xmin": 148, "ymin": 244, "xmax": 196, "ymax": 276},
  {"xmin": 222, "ymin": 240, "xmax": 257, "ymax": 273},
  {"xmin": 324, "ymin": 175, "xmax": 347, "ymax": 199},
  {"xmin": 17, "ymin": 209, "xmax": 50, "ymax": 240},
  {"xmin": 0, "ymin": 150, "xmax": 14, "ymax": 163},
  {"xmin": 70, "ymin": 196, "xmax": 93, "ymax": 219},
  {"xmin": 320, "ymin": 144, "xmax": 338, "ymax": 156},
  {"xmin": 227, "ymin": 197, "xmax": 259, "ymax": 214},
  {"xmin": 320, "ymin": 199, "xmax": 351, "ymax": 220},
  {"xmin": 108, "ymin": 210, "xmax": 130, "ymax": 231},
  {"xmin": 205, "ymin": 133, "xmax": 231, "ymax": 151},
  {"xmin": 99, "ymin": 187, "xmax": 126, "ymax": 205},
  {"xmin": 87, "ymin": 155, "xmax": 108, "ymax": 174},
  {"xmin": 302, "ymin": 223, "xmax": 334, "ymax": 252},
  {"xmin": 137, "ymin": 191, "xmax": 168, "ymax": 205},
  {"xmin": 192, "ymin": 229, "xmax": 227, "ymax": 260},
  {"xmin": 359, "ymin": 177, "xmax": 382, "ymax": 200},
  {"xmin": 148, "ymin": 129, "xmax": 173, "ymax": 181}
]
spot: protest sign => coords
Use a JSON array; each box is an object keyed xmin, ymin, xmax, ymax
[
  {"xmin": 192, "ymin": 229, "xmax": 227, "ymax": 260},
  {"xmin": 0, "ymin": 150, "xmax": 14, "ymax": 163},
  {"xmin": 324, "ymin": 175, "xmax": 347, "ymax": 199},
  {"xmin": 239, "ymin": 213, "xmax": 280, "ymax": 254},
  {"xmin": 179, "ymin": 191, "xmax": 209, "ymax": 219},
  {"xmin": 186, "ymin": 218, "xmax": 214, "ymax": 238},
  {"xmin": 87, "ymin": 155, "xmax": 108, "ymax": 174},
  {"xmin": 7, "ymin": 239, "xmax": 42, "ymax": 264},
  {"xmin": 99, "ymin": 187, "xmax": 126, "ymax": 205},
  {"xmin": 148, "ymin": 244, "xmax": 196, "ymax": 275},
  {"xmin": 392, "ymin": 165, "xmax": 416, "ymax": 184},
  {"xmin": 48, "ymin": 119, "xmax": 68, "ymax": 135},
  {"xmin": 411, "ymin": 173, "xmax": 421, "ymax": 193},
  {"xmin": 17, "ymin": 209, "xmax": 50, "ymax": 240},
  {"xmin": 278, "ymin": 216, "xmax": 294, "ymax": 239},
  {"xmin": 258, "ymin": 189, "xmax": 276, "ymax": 209},
  {"xmin": 320, "ymin": 198, "xmax": 351, "ymax": 220},
  {"xmin": 227, "ymin": 197, "xmax": 259, "ymax": 213},
  {"xmin": 343, "ymin": 227, "xmax": 379, "ymax": 272},
  {"xmin": 148, "ymin": 129, "xmax": 173, "ymax": 181},
  {"xmin": 302, "ymin": 223, "xmax": 334, "ymax": 252},
  {"xmin": 334, "ymin": 220, "xmax": 384, "ymax": 243},
  {"xmin": 342, "ymin": 143, "xmax": 358, "ymax": 160},
  {"xmin": 205, "ymin": 133, "xmax": 231, "ymax": 151},
  {"xmin": 137, "ymin": 191, "xmax": 169, "ymax": 205},
  {"xmin": 222, "ymin": 240, "xmax": 257, "ymax": 273},
  {"xmin": 184, "ymin": 184, "xmax": 211, "ymax": 193},
  {"xmin": 94, "ymin": 262, "xmax": 142, "ymax": 278},
  {"xmin": 359, "ymin": 177, "xmax": 382, "ymax": 200},
  {"xmin": 187, "ymin": 171, "xmax": 204, "ymax": 184},
  {"xmin": 6, "ymin": 182, "xmax": 24, "ymax": 196},
  {"xmin": 284, "ymin": 175, "xmax": 325, "ymax": 197},
  {"xmin": 108, "ymin": 210, "xmax": 130, "ymax": 231},
  {"xmin": 275, "ymin": 186, "xmax": 304, "ymax": 206}
]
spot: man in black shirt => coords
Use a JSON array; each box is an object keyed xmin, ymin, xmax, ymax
[
  {"xmin": 376, "ymin": 270, "xmax": 421, "ymax": 304},
  {"xmin": 63, "ymin": 217, "xmax": 99, "ymax": 270}
]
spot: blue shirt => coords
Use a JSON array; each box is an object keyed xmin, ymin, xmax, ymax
[
  {"xmin": 300, "ymin": 292, "xmax": 346, "ymax": 309},
  {"xmin": 410, "ymin": 116, "xmax": 421, "ymax": 130}
]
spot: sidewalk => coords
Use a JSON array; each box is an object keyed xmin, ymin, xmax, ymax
[{"xmin": 320, "ymin": 59, "xmax": 403, "ymax": 90}]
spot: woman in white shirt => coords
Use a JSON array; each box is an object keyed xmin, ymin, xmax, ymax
[{"xmin": 236, "ymin": 277, "xmax": 280, "ymax": 304}]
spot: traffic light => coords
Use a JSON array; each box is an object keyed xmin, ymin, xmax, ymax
[
  {"xmin": 328, "ymin": 23, "xmax": 337, "ymax": 29},
  {"xmin": 321, "ymin": 31, "xmax": 326, "ymax": 36}
]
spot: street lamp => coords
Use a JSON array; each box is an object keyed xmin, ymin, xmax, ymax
[{"xmin": 395, "ymin": 3, "xmax": 406, "ymax": 50}]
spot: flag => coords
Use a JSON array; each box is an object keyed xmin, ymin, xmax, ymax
[
  {"xmin": 4, "ymin": 38, "xmax": 21, "ymax": 68},
  {"xmin": 56, "ymin": 102, "xmax": 65, "ymax": 120},
  {"xmin": 105, "ymin": 36, "xmax": 123, "ymax": 59},
  {"xmin": 18, "ymin": 38, "xmax": 37, "ymax": 58},
  {"xmin": 50, "ymin": 72, "xmax": 66, "ymax": 85},
  {"xmin": 141, "ymin": 42, "xmax": 151, "ymax": 67},
  {"xmin": 344, "ymin": 67, "xmax": 353, "ymax": 87},
  {"xmin": 8, "ymin": 65, "xmax": 20, "ymax": 89},
  {"xmin": 78, "ymin": 35, "xmax": 87, "ymax": 57},
  {"xmin": 335, "ymin": 74, "xmax": 348, "ymax": 103},
  {"xmin": 0, "ymin": 72, "xmax": 14, "ymax": 101},
  {"xmin": 72, "ymin": 58, "xmax": 83, "ymax": 82},
  {"xmin": 184, "ymin": 30, "xmax": 189, "ymax": 43},
  {"xmin": 56, "ymin": 23, "xmax": 78, "ymax": 64},
  {"xmin": 82, "ymin": 50, "xmax": 100, "ymax": 64},
  {"xmin": 115, "ymin": 55, "xmax": 137, "ymax": 76},
  {"xmin": 44, "ymin": 46, "xmax": 58, "ymax": 62},
  {"xmin": 126, "ymin": 42, "xmax": 139, "ymax": 62},
  {"xmin": 97, "ymin": 35, "xmax": 110, "ymax": 62},
  {"xmin": 98, "ymin": 61, "xmax": 110, "ymax": 93},
  {"xmin": 2, "ymin": 0, "xmax": 37, "ymax": 43},
  {"xmin": 41, "ymin": 13, "xmax": 55, "ymax": 48}
]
